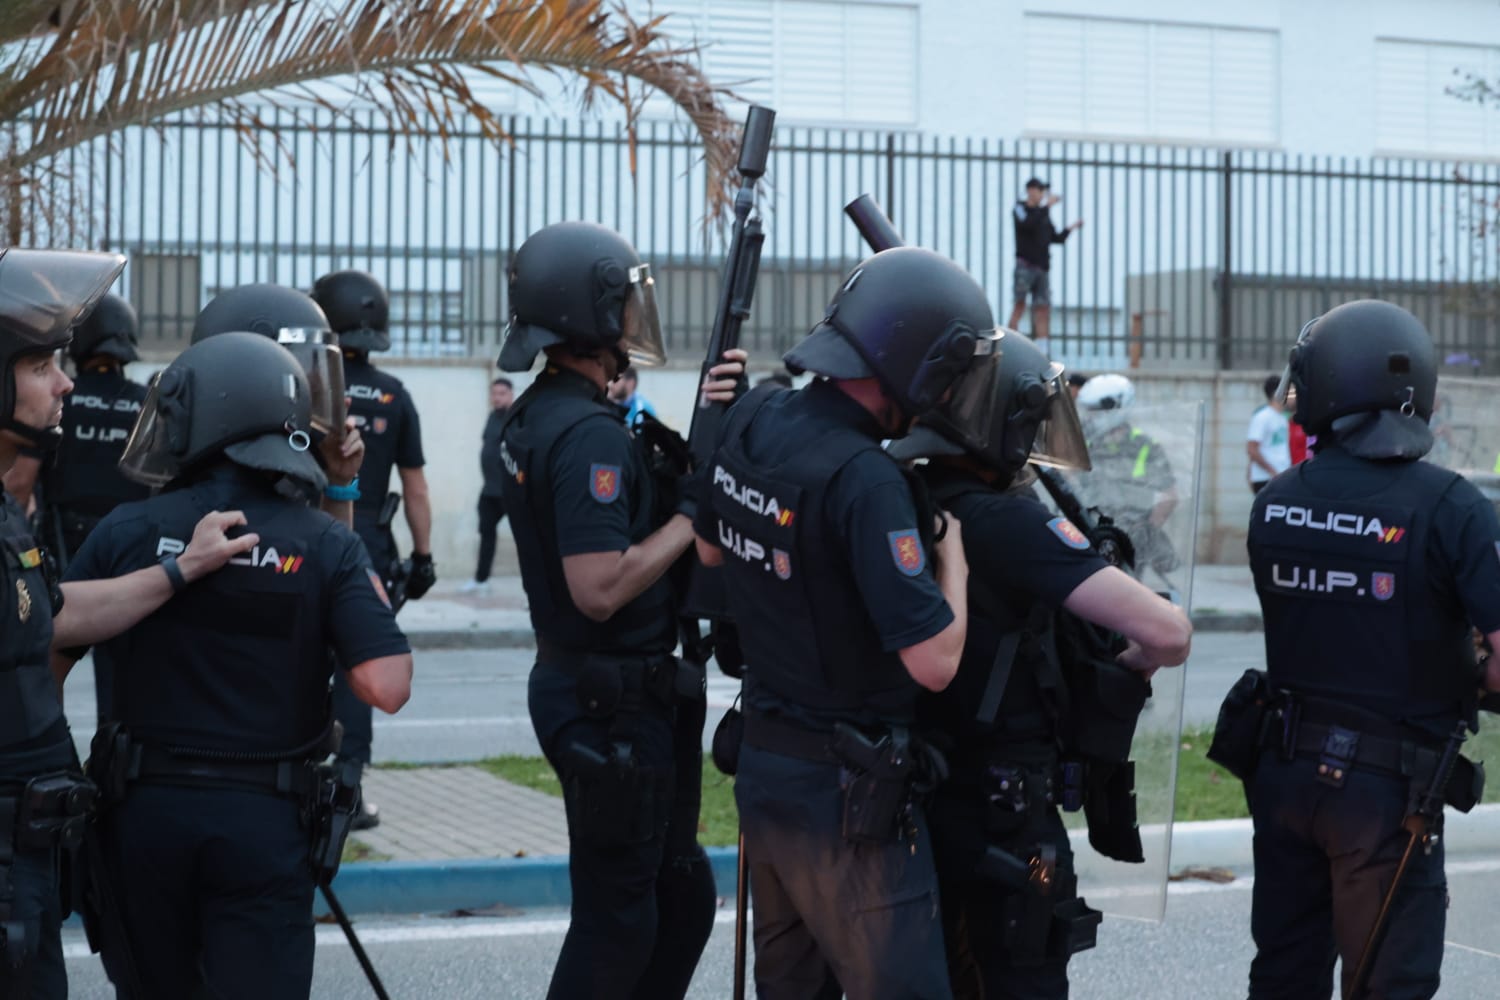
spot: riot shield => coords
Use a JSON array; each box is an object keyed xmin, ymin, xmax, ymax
[
  {"xmin": 1046, "ymin": 398, "xmax": 1205, "ymax": 923},
  {"xmin": 1409, "ymin": 376, "xmax": 1500, "ymax": 959}
]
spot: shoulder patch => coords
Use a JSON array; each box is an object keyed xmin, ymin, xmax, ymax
[
  {"xmin": 887, "ymin": 529, "xmax": 926, "ymax": 577},
  {"xmin": 366, "ymin": 568, "xmax": 392, "ymax": 609},
  {"xmin": 1047, "ymin": 516, "xmax": 1092, "ymax": 550},
  {"xmin": 589, "ymin": 463, "xmax": 622, "ymax": 504}
]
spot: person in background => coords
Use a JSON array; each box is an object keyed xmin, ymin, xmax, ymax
[
  {"xmin": 1067, "ymin": 371, "xmax": 1089, "ymax": 401},
  {"xmin": 1247, "ymin": 373, "xmax": 1293, "ymax": 493},
  {"xmin": 606, "ymin": 365, "xmax": 656, "ymax": 429},
  {"xmin": 1006, "ymin": 177, "xmax": 1083, "ymax": 355},
  {"xmin": 463, "ymin": 376, "xmax": 514, "ymax": 595}
]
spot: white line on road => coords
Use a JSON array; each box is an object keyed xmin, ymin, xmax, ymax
[{"xmin": 373, "ymin": 716, "xmax": 533, "ymax": 729}]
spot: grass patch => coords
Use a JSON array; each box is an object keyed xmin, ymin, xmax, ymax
[
  {"xmin": 1175, "ymin": 726, "xmax": 1250, "ymax": 821},
  {"xmin": 341, "ymin": 838, "xmax": 391, "ymax": 864}
]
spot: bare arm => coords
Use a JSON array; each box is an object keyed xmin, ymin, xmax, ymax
[
  {"xmin": 898, "ymin": 517, "xmax": 969, "ymax": 692},
  {"xmin": 3, "ymin": 453, "xmax": 40, "ymax": 514},
  {"xmin": 52, "ymin": 510, "xmax": 259, "ymax": 650},
  {"xmin": 346, "ymin": 653, "xmax": 414, "ymax": 714},
  {"xmin": 1246, "ymin": 441, "xmax": 1277, "ymax": 478},
  {"xmin": 398, "ymin": 466, "xmax": 433, "ymax": 554},
  {"xmin": 564, "ymin": 514, "xmax": 695, "ymax": 622},
  {"xmin": 695, "ymin": 533, "xmax": 724, "ymax": 567},
  {"xmin": 318, "ymin": 418, "xmax": 364, "ymax": 528},
  {"xmin": 1484, "ymin": 629, "xmax": 1500, "ymax": 691},
  {"xmin": 1064, "ymin": 565, "xmax": 1192, "ymax": 670}
]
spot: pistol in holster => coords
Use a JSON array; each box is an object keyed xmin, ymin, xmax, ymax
[
  {"xmin": 558, "ymin": 739, "xmax": 660, "ymax": 847},
  {"xmin": 975, "ymin": 843, "xmax": 1102, "ymax": 963},
  {"xmin": 832, "ymin": 723, "xmax": 941, "ymax": 846},
  {"xmin": 307, "ymin": 757, "xmax": 362, "ymax": 887}
]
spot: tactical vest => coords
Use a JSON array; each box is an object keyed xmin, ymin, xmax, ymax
[
  {"xmin": 1249, "ymin": 456, "xmax": 1473, "ymax": 726},
  {"xmin": 107, "ymin": 471, "xmax": 339, "ymax": 753},
  {"xmin": 499, "ymin": 371, "xmax": 675, "ymax": 656},
  {"xmin": 0, "ymin": 498, "xmax": 64, "ymax": 759},
  {"xmin": 44, "ymin": 367, "xmax": 150, "ymax": 559},
  {"xmin": 710, "ymin": 386, "xmax": 917, "ymax": 720}
]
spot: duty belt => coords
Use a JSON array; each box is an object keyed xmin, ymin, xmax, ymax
[
  {"xmin": 742, "ymin": 712, "xmax": 839, "ymax": 764},
  {"xmin": 1267, "ymin": 698, "xmax": 1444, "ymax": 786},
  {"xmin": 535, "ymin": 636, "xmax": 700, "ymax": 708},
  {"xmin": 125, "ymin": 746, "xmax": 320, "ymax": 799}
]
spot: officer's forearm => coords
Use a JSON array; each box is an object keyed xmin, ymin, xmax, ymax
[
  {"xmin": 53, "ymin": 566, "xmax": 178, "ymax": 650},
  {"xmin": 563, "ymin": 514, "xmax": 694, "ymax": 623},
  {"xmin": 401, "ymin": 476, "xmax": 433, "ymax": 553}
]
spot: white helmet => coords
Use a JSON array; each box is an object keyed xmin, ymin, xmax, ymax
[{"xmin": 1076, "ymin": 373, "xmax": 1135, "ymax": 435}]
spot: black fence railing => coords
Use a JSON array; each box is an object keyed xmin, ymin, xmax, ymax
[{"xmin": 14, "ymin": 109, "xmax": 1500, "ymax": 371}]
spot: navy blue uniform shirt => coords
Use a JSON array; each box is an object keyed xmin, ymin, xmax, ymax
[{"xmin": 344, "ymin": 354, "xmax": 425, "ymax": 536}]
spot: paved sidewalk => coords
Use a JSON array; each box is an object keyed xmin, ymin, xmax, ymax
[{"xmin": 353, "ymin": 766, "xmax": 568, "ymax": 862}]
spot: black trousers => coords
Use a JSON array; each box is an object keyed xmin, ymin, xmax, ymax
[
  {"xmin": 735, "ymin": 743, "xmax": 952, "ymax": 1000},
  {"xmin": 1248, "ymin": 752, "xmax": 1446, "ymax": 1000},
  {"xmin": 0, "ymin": 843, "xmax": 66, "ymax": 1000},
  {"xmin": 528, "ymin": 658, "xmax": 715, "ymax": 1000},
  {"xmin": 475, "ymin": 494, "xmax": 506, "ymax": 582},
  {"xmin": 98, "ymin": 785, "xmax": 316, "ymax": 1000}
]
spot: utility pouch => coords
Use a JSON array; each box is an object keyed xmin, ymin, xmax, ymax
[
  {"xmin": 833, "ymin": 724, "xmax": 914, "ymax": 845},
  {"xmin": 982, "ymin": 764, "xmax": 1032, "ymax": 836},
  {"xmin": 15, "ymin": 773, "xmax": 96, "ymax": 853},
  {"xmin": 1314, "ymin": 726, "xmax": 1359, "ymax": 789},
  {"xmin": 308, "ymin": 758, "xmax": 361, "ymax": 886},
  {"xmin": 1083, "ymin": 762, "xmax": 1144, "ymax": 864},
  {"xmin": 562, "ymin": 741, "xmax": 659, "ymax": 847},
  {"xmin": 1058, "ymin": 761, "xmax": 1086, "ymax": 813},
  {"xmin": 1053, "ymin": 893, "xmax": 1103, "ymax": 958},
  {"xmin": 87, "ymin": 723, "xmax": 138, "ymax": 807},
  {"xmin": 999, "ymin": 844, "xmax": 1058, "ymax": 965},
  {"xmin": 1069, "ymin": 662, "xmax": 1150, "ymax": 763},
  {"xmin": 711, "ymin": 705, "xmax": 744, "ymax": 777},
  {"xmin": 1445, "ymin": 756, "xmax": 1485, "ymax": 813},
  {"xmin": 1207, "ymin": 669, "xmax": 1273, "ymax": 782}
]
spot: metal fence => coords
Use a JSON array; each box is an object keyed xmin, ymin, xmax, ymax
[{"xmin": 15, "ymin": 109, "xmax": 1500, "ymax": 371}]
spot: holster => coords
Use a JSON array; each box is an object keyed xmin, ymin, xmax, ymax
[
  {"xmin": 559, "ymin": 740, "xmax": 660, "ymax": 847},
  {"xmin": 975, "ymin": 845, "xmax": 1102, "ymax": 964},
  {"xmin": 0, "ymin": 772, "xmax": 98, "ymax": 972},
  {"xmin": 1083, "ymin": 761, "xmax": 1144, "ymax": 863},
  {"xmin": 307, "ymin": 758, "xmax": 362, "ymax": 886},
  {"xmin": 832, "ymin": 723, "xmax": 922, "ymax": 845},
  {"xmin": 1207, "ymin": 669, "xmax": 1274, "ymax": 782}
]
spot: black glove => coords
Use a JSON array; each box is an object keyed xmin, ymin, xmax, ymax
[
  {"xmin": 407, "ymin": 552, "xmax": 437, "ymax": 600},
  {"xmin": 675, "ymin": 464, "xmax": 706, "ymax": 523}
]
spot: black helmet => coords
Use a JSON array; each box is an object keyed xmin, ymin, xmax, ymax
[
  {"xmin": 1280, "ymin": 299, "xmax": 1437, "ymax": 460},
  {"xmin": 0, "ymin": 248, "xmax": 125, "ymax": 448},
  {"xmin": 888, "ymin": 331, "xmax": 1091, "ymax": 480},
  {"xmin": 120, "ymin": 331, "xmax": 326, "ymax": 493},
  {"xmin": 71, "ymin": 292, "xmax": 139, "ymax": 364},
  {"xmin": 310, "ymin": 269, "xmax": 390, "ymax": 353},
  {"xmin": 784, "ymin": 247, "xmax": 1000, "ymax": 446},
  {"xmin": 498, "ymin": 221, "xmax": 666, "ymax": 372},
  {"xmin": 190, "ymin": 283, "xmax": 345, "ymax": 439}
]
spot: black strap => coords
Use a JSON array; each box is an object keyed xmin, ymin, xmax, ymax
[
  {"xmin": 1288, "ymin": 722, "xmax": 1431, "ymax": 780},
  {"xmin": 976, "ymin": 631, "xmax": 1023, "ymax": 727},
  {"xmin": 742, "ymin": 712, "xmax": 838, "ymax": 764},
  {"xmin": 131, "ymin": 746, "xmax": 318, "ymax": 798}
]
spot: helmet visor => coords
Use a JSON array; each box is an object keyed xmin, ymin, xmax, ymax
[
  {"xmin": 0, "ymin": 249, "xmax": 126, "ymax": 346},
  {"xmin": 277, "ymin": 328, "xmax": 345, "ymax": 438},
  {"xmin": 1274, "ymin": 316, "xmax": 1319, "ymax": 407},
  {"xmin": 621, "ymin": 264, "xmax": 667, "ymax": 367},
  {"xmin": 118, "ymin": 373, "xmax": 179, "ymax": 487},
  {"xmin": 928, "ymin": 333, "xmax": 1001, "ymax": 451},
  {"xmin": 1029, "ymin": 363, "xmax": 1093, "ymax": 471}
]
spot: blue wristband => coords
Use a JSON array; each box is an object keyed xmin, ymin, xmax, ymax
[
  {"xmin": 160, "ymin": 554, "xmax": 189, "ymax": 594},
  {"xmin": 324, "ymin": 476, "xmax": 360, "ymax": 502}
]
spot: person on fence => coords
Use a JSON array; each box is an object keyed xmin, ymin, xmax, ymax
[
  {"xmin": 464, "ymin": 376, "xmax": 514, "ymax": 595},
  {"xmin": 312, "ymin": 269, "xmax": 437, "ymax": 831},
  {"xmin": 1006, "ymin": 178, "xmax": 1083, "ymax": 356},
  {"xmin": 496, "ymin": 221, "xmax": 746, "ymax": 1000},
  {"xmin": 695, "ymin": 247, "xmax": 1000, "ymax": 1000},
  {"xmin": 1222, "ymin": 301, "xmax": 1500, "ymax": 999},
  {"xmin": 1247, "ymin": 374, "xmax": 1293, "ymax": 494}
]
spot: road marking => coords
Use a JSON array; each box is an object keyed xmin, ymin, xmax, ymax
[{"xmin": 373, "ymin": 716, "xmax": 533, "ymax": 729}]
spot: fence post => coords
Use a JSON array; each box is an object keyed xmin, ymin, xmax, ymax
[
  {"xmin": 1218, "ymin": 149, "xmax": 1233, "ymax": 370},
  {"xmin": 884, "ymin": 132, "xmax": 896, "ymax": 227}
]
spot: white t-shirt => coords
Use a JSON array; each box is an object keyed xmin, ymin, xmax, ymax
[{"xmin": 1247, "ymin": 404, "xmax": 1291, "ymax": 483}]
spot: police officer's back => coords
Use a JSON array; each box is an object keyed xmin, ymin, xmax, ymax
[
  {"xmin": 1233, "ymin": 301, "xmax": 1500, "ymax": 999},
  {"xmin": 495, "ymin": 221, "xmax": 735, "ymax": 1000},
  {"xmin": 695, "ymin": 247, "xmax": 998, "ymax": 1000},
  {"xmin": 889, "ymin": 332, "xmax": 1192, "ymax": 999},
  {"xmin": 63, "ymin": 332, "xmax": 413, "ymax": 1000}
]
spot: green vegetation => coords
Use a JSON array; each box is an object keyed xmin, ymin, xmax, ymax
[{"xmin": 342, "ymin": 838, "xmax": 391, "ymax": 864}]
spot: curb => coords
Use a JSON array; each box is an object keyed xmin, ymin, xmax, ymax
[
  {"xmin": 406, "ymin": 611, "xmax": 1263, "ymax": 650},
  {"xmin": 321, "ymin": 805, "xmax": 1500, "ymax": 917}
]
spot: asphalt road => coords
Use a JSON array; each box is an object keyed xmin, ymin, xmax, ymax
[
  {"xmin": 60, "ymin": 632, "xmax": 1270, "ymax": 765},
  {"xmin": 58, "ymin": 857, "xmax": 1500, "ymax": 999}
]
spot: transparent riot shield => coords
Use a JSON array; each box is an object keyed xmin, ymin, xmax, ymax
[
  {"xmin": 1044, "ymin": 398, "xmax": 1205, "ymax": 923},
  {"xmin": 1407, "ymin": 376, "xmax": 1500, "ymax": 959}
]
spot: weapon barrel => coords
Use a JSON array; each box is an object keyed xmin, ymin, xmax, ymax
[
  {"xmin": 844, "ymin": 195, "xmax": 904, "ymax": 253},
  {"xmin": 738, "ymin": 106, "xmax": 775, "ymax": 180}
]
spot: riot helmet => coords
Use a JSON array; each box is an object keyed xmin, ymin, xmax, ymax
[
  {"xmin": 120, "ymin": 331, "xmax": 326, "ymax": 492},
  {"xmin": 191, "ymin": 283, "xmax": 345, "ymax": 439},
  {"xmin": 888, "ymin": 330, "xmax": 1090, "ymax": 480},
  {"xmin": 71, "ymin": 292, "xmax": 139, "ymax": 364},
  {"xmin": 310, "ymin": 269, "xmax": 390, "ymax": 353},
  {"xmin": 1276, "ymin": 300, "xmax": 1436, "ymax": 459},
  {"xmin": 784, "ymin": 247, "xmax": 1001, "ymax": 446},
  {"xmin": 0, "ymin": 248, "xmax": 126, "ymax": 448},
  {"xmin": 1076, "ymin": 373, "xmax": 1136, "ymax": 438},
  {"xmin": 498, "ymin": 221, "xmax": 666, "ymax": 373}
]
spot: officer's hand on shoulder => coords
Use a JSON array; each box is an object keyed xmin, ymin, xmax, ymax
[
  {"xmin": 179, "ymin": 510, "xmax": 260, "ymax": 583},
  {"xmin": 701, "ymin": 348, "xmax": 749, "ymax": 404},
  {"xmin": 407, "ymin": 551, "xmax": 437, "ymax": 600},
  {"xmin": 320, "ymin": 416, "xmax": 364, "ymax": 486},
  {"xmin": 933, "ymin": 511, "xmax": 965, "ymax": 571}
]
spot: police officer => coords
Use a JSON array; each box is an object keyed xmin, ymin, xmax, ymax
[
  {"xmin": 312, "ymin": 270, "xmax": 434, "ymax": 828},
  {"xmin": 888, "ymin": 332, "xmax": 1192, "ymax": 999},
  {"xmin": 58, "ymin": 331, "xmax": 413, "ymax": 999},
  {"xmin": 695, "ymin": 246, "xmax": 1001, "ymax": 999},
  {"xmin": 1074, "ymin": 373, "xmax": 1179, "ymax": 575},
  {"xmin": 1234, "ymin": 301, "xmax": 1500, "ymax": 998},
  {"xmin": 496, "ymin": 221, "xmax": 744, "ymax": 1000},
  {"xmin": 0, "ymin": 248, "xmax": 258, "ymax": 1000}
]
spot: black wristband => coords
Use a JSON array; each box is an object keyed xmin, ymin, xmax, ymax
[{"xmin": 160, "ymin": 554, "xmax": 189, "ymax": 594}]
